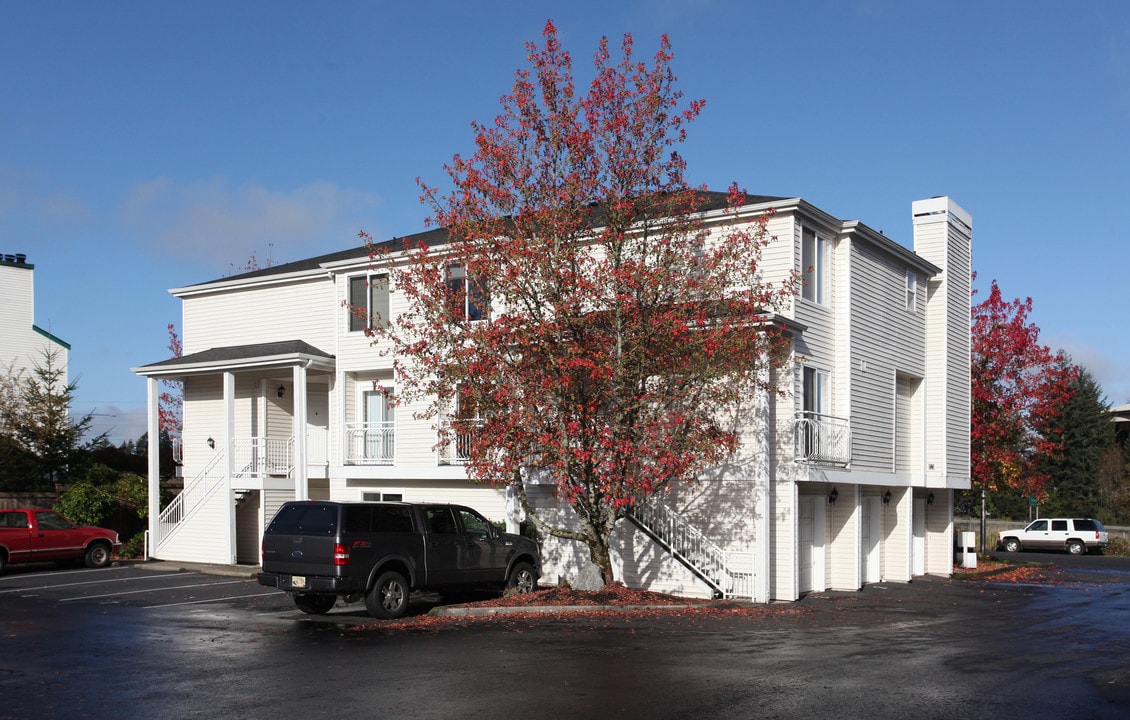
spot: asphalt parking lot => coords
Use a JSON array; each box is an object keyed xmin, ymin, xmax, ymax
[
  {"xmin": 3, "ymin": 556, "xmax": 1130, "ymax": 719},
  {"xmin": 0, "ymin": 561, "xmax": 280, "ymax": 612}
]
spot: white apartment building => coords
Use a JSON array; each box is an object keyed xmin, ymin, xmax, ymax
[{"xmin": 134, "ymin": 194, "xmax": 972, "ymax": 602}]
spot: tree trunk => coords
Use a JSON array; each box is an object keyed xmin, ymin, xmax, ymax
[{"xmin": 588, "ymin": 532, "xmax": 615, "ymax": 585}]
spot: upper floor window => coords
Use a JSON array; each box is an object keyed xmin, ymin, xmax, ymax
[
  {"xmin": 802, "ymin": 366, "xmax": 830, "ymax": 416},
  {"xmin": 801, "ymin": 227, "xmax": 827, "ymax": 305},
  {"xmin": 348, "ymin": 274, "xmax": 390, "ymax": 332},
  {"xmin": 905, "ymin": 270, "xmax": 917, "ymax": 312},
  {"xmin": 446, "ymin": 264, "xmax": 488, "ymax": 322}
]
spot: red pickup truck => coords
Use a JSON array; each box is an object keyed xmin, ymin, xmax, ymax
[{"xmin": 0, "ymin": 508, "xmax": 121, "ymax": 573}]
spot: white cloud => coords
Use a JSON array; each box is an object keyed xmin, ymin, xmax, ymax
[{"xmin": 118, "ymin": 177, "xmax": 382, "ymax": 273}]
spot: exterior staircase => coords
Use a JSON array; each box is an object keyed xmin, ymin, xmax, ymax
[
  {"xmin": 628, "ymin": 500, "xmax": 753, "ymax": 599},
  {"xmin": 155, "ymin": 439, "xmax": 294, "ymax": 554}
]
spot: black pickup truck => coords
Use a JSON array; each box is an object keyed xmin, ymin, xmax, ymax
[{"xmin": 257, "ymin": 500, "xmax": 540, "ymax": 619}]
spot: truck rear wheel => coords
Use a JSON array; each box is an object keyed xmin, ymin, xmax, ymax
[
  {"xmin": 366, "ymin": 570, "xmax": 409, "ymax": 619},
  {"xmin": 293, "ymin": 593, "xmax": 337, "ymax": 615}
]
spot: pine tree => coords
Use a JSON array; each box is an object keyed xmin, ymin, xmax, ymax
[
  {"xmin": 0, "ymin": 350, "xmax": 102, "ymax": 491},
  {"xmin": 1036, "ymin": 365, "xmax": 1114, "ymax": 518}
]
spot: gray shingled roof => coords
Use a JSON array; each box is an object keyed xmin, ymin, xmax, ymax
[
  {"xmin": 195, "ymin": 191, "xmax": 788, "ymax": 287},
  {"xmin": 134, "ymin": 339, "xmax": 333, "ymax": 374}
]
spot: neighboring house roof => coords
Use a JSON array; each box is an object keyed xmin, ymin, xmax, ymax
[
  {"xmin": 133, "ymin": 339, "xmax": 335, "ymax": 378},
  {"xmin": 33, "ymin": 325, "xmax": 71, "ymax": 350}
]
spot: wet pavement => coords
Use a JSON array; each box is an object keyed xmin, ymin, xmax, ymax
[{"xmin": 1, "ymin": 558, "xmax": 1129, "ymax": 719}]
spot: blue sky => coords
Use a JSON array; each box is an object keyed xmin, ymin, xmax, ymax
[{"xmin": 3, "ymin": 1, "xmax": 1129, "ymax": 444}]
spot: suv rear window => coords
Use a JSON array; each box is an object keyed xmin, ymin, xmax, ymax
[
  {"xmin": 267, "ymin": 503, "xmax": 338, "ymax": 536},
  {"xmin": 344, "ymin": 504, "xmax": 415, "ymax": 533},
  {"xmin": 1074, "ymin": 519, "xmax": 1103, "ymax": 532}
]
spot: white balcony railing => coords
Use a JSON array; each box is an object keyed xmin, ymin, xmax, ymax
[
  {"xmin": 345, "ymin": 422, "xmax": 395, "ymax": 465},
  {"xmin": 793, "ymin": 411, "xmax": 852, "ymax": 466},
  {"xmin": 438, "ymin": 420, "xmax": 481, "ymax": 465},
  {"xmin": 232, "ymin": 437, "xmax": 293, "ymax": 477}
]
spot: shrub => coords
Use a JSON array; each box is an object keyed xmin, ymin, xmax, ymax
[{"xmin": 55, "ymin": 480, "xmax": 113, "ymax": 527}]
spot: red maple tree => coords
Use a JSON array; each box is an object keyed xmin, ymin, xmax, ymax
[
  {"xmin": 971, "ymin": 277, "xmax": 1076, "ymax": 502},
  {"xmin": 158, "ymin": 324, "xmax": 183, "ymax": 442},
  {"xmin": 364, "ymin": 21, "xmax": 791, "ymax": 582}
]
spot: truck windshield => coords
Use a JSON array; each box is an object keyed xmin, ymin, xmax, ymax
[{"xmin": 267, "ymin": 504, "xmax": 338, "ymax": 536}]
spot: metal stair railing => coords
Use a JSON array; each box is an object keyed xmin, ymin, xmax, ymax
[
  {"xmin": 155, "ymin": 450, "xmax": 226, "ymax": 548},
  {"xmin": 629, "ymin": 500, "xmax": 753, "ymax": 599}
]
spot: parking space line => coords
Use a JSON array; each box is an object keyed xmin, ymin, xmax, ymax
[
  {"xmin": 143, "ymin": 591, "xmax": 282, "ymax": 609},
  {"xmin": 59, "ymin": 578, "xmax": 249, "ymax": 601},
  {"xmin": 0, "ymin": 572, "xmax": 185, "ymax": 594}
]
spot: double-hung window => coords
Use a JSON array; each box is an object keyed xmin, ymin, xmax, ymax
[
  {"xmin": 801, "ymin": 227, "xmax": 827, "ymax": 305},
  {"xmin": 348, "ymin": 274, "xmax": 390, "ymax": 332},
  {"xmin": 446, "ymin": 264, "xmax": 488, "ymax": 322},
  {"xmin": 905, "ymin": 269, "xmax": 917, "ymax": 312}
]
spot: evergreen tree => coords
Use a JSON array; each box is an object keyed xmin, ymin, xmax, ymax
[
  {"xmin": 1037, "ymin": 365, "xmax": 1114, "ymax": 518},
  {"xmin": 0, "ymin": 350, "xmax": 103, "ymax": 491}
]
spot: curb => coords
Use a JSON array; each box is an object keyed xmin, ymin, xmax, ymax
[
  {"xmin": 124, "ymin": 559, "xmax": 261, "ymax": 579},
  {"xmin": 429, "ymin": 603, "xmax": 705, "ymax": 617}
]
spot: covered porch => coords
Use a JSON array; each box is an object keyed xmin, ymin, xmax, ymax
[{"xmin": 133, "ymin": 340, "xmax": 336, "ymax": 564}]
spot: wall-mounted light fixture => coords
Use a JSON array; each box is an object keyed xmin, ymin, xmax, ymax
[
  {"xmin": 828, "ymin": 487, "xmax": 839, "ymax": 505},
  {"xmin": 277, "ymin": 385, "xmax": 286, "ymax": 398},
  {"xmin": 926, "ymin": 491, "xmax": 935, "ymax": 506},
  {"xmin": 882, "ymin": 490, "xmax": 892, "ymax": 505},
  {"xmin": 207, "ymin": 437, "xmax": 215, "ymax": 449}
]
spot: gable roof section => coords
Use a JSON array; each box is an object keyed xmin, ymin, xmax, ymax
[
  {"xmin": 174, "ymin": 191, "xmax": 791, "ymax": 296},
  {"xmin": 132, "ymin": 339, "xmax": 334, "ymax": 379}
]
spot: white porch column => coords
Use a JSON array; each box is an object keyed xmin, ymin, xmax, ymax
[
  {"xmin": 146, "ymin": 376, "xmax": 160, "ymax": 558},
  {"xmin": 751, "ymin": 370, "xmax": 771, "ymax": 604},
  {"xmin": 224, "ymin": 371, "xmax": 236, "ymax": 564},
  {"xmin": 293, "ymin": 364, "xmax": 309, "ymax": 500},
  {"xmin": 504, "ymin": 485, "xmax": 521, "ymax": 534}
]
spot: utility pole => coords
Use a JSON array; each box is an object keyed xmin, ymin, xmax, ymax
[{"xmin": 980, "ymin": 487, "xmax": 987, "ymax": 554}]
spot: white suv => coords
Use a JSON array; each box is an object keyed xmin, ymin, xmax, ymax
[{"xmin": 997, "ymin": 518, "xmax": 1108, "ymax": 555}]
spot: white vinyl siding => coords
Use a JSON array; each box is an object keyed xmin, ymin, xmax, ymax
[
  {"xmin": 847, "ymin": 242, "xmax": 926, "ymax": 472},
  {"xmin": 913, "ymin": 200, "xmax": 972, "ymax": 482},
  {"xmin": 180, "ymin": 276, "xmax": 335, "ymax": 355}
]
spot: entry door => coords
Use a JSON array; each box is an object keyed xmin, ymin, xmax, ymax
[
  {"xmin": 912, "ymin": 498, "xmax": 926, "ymax": 576},
  {"xmin": 363, "ymin": 389, "xmax": 395, "ymax": 462},
  {"xmin": 861, "ymin": 497, "xmax": 881, "ymax": 583},
  {"xmin": 798, "ymin": 496, "xmax": 823, "ymax": 593}
]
